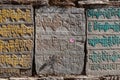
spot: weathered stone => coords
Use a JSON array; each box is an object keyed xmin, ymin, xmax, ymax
[
  {"xmin": 0, "ymin": 5, "xmax": 33, "ymax": 77},
  {"xmin": 39, "ymin": 77, "xmax": 64, "ymax": 80},
  {"xmin": 35, "ymin": 7, "xmax": 85, "ymax": 75},
  {"xmin": 0, "ymin": 0, "xmax": 49, "ymax": 5},
  {"xmin": 99, "ymin": 75, "xmax": 120, "ymax": 80},
  {"xmin": 10, "ymin": 77, "xmax": 28, "ymax": 80},
  {"xmin": 0, "ymin": 78, "xmax": 8, "ymax": 80},
  {"xmin": 0, "ymin": 0, "xmax": 77, "ymax": 6},
  {"xmin": 49, "ymin": 0, "xmax": 77, "ymax": 6},
  {"xmin": 87, "ymin": 7, "xmax": 120, "ymax": 76},
  {"xmin": 64, "ymin": 76, "xmax": 100, "ymax": 80},
  {"xmin": 28, "ymin": 77, "xmax": 39, "ymax": 80},
  {"xmin": 10, "ymin": 77, "xmax": 40, "ymax": 80},
  {"xmin": 78, "ymin": 0, "xmax": 109, "ymax": 5}
]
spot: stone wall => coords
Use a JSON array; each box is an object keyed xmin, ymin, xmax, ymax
[{"xmin": 0, "ymin": 0, "xmax": 120, "ymax": 79}]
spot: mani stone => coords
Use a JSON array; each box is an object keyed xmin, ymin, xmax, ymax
[
  {"xmin": 87, "ymin": 7, "xmax": 120, "ymax": 76},
  {"xmin": 0, "ymin": 5, "xmax": 33, "ymax": 77},
  {"xmin": 35, "ymin": 7, "xmax": 85, "ymax": 75}
]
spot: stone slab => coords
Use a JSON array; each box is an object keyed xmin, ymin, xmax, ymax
[
  {"xmin": 0, "ymin": 5, "xmax": 34, "ymax": 77},
  {"xmin": 35, "ymin": 7, "xmax": 85, "ymax": 75},
  {"xmin": 87, "ymin": 7, "xmax": 120, "ymax": 76}
]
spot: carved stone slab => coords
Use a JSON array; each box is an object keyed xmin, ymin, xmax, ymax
[
  {"xmin": 35, "ymin": 7, "xmax": 85, "ymax": 75},
  {"xmin": 87, "ymin": 7, "xmax": 120, "ymax": 76},
  {"xmin": 0, "ymin": 5, "xmax": 33, "ymax": 77}
]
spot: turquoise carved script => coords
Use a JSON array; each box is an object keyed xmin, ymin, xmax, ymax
[
  {"xmin": 88, "ymin": 35, "xmax": 120, "ymax": 47},
  {"xmin": 90, "ymin": 63, "xmax": 117, "ymax": 70},
  {"xmin": 89, "ymin": 51, "xmax": 120, "ymax": 63},
  {"xmin": 87, "ymin": 8, "xmax": 120, "ymax": 19},
  {"xmin": 88, "ymin": 22, "xmax": 92, "ymax": 32},
  {"xmin": 88, "ymin": 22, "xmax": 120, "ymax": 32}
]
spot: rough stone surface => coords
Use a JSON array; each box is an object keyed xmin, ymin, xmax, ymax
[
  {"xmin": 0, "ymin": 0, "xmax": 77, "ymax": 6},
  {"xmin": 8, "ymin": 76, "xmax": 101, "ymax": 80},
  {"xmin": 0, "ymin": 78, "xmax": 8, "ymax": 80},
  {"xmin": 39, "ymin": 77, "xmax": 64, "ymax": 80},
  {"xmin": 87, "ymin": 7, "xmax": 120, "ymax": 76},
  {"xmin": 1, "ymin": 0, "xmax": 120, "ymax": 6},
  {"xmin": 78, "ymin": 0, "xmax": 109, "ymax": 5},
  {"xmin": 35, "ymin": 7, "xmax": 85, "ymax": 75},
  {"xmin": 49, "ymin": 0, "xmax": 77, "ymax": 6},
  {"xmin": 99, "ymin": 75, "xmax": 120, "ymax": 80},
  {"xmin": 10, "ymin": 77, "xmax": 28, "ymax": 80},
  {"xmin": 7, "ymin": 76, "xmax": 120, "ymax": 80},
  {"xmin": 0, "ymin": 0, "xmax": 49, "ymax": 5},
  {"xmin": 10, "ymin": 77, "xmax": 40, "ymax": 80}
]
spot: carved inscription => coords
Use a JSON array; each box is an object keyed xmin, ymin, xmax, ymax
[
  {"xmin": 0, "ymin": 68, "xmax": 19, "ymax": 75},
  {"xmin": 88, "ymin": 35, "xmax": 120, "ymax": 47},
  {"xmin": 37, "ymin": 14, "xmax": 62, "ymax": 31},
  {"xmin": 88, "ymin": 22, "xmax": 120, "ymax": 33},
  {"xmin": 89, "ymin": 63, "xmax": 119, "ymax": 71},
  {"xmin": 0, "ymin": 24, "xmax": 33, "ymax": 37},
  {"xmin": 36, "ymin": 7, "xmax": 85, "ymax": 75},
  {"xmin": 0, "ymin": 5, "xmax": 33, "ymax": 77},
  {"xmin": 87, "ymin": 8, "xmax": 120, "ymax": 76},
  {"xmin": 87, "ymin": 8, "xmax": 120, "ymax": 19},
  {"xmin": 89, "ymin": 51, "xmax": 120, "ymax": 63},
  {"xmin": 0, "ymin": 8, "xmax": 31, "ymax": 23},
  {"xmin": 88, "ymin": 50, "xmax": 120, "ymax": 71},
  {"xmin": 0, "ymin": 39, "xmax": 33, "ymax": 52},
  {"xmin": 0, "ymin": 54, "xmax": 31, "ymax": 67}
]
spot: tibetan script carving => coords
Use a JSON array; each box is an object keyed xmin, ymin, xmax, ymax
[
  {"xmin": 87, "ymin": 7, "xmax": 120, "ymax": 76},
  {"xmin": 0, "ymin": 5, "xmax": 33, "ymax": 77},
  {"xmin": 0, "ymin": 24, "xmax": 33, "ymax": 37},
  {"xmin": 87, "ymin": 8, "xmax": 120, "ymax": 19},
  {"xmin": 0, "ymin": 8, "xmax": 32, "ymax": 23},
  {"xmin": 36, "ymin": 7, "xmax": 85, "ymax": 75},
  {"xmin": 0, "ymin": 54, "xmax": 31, "ymax": 68}
]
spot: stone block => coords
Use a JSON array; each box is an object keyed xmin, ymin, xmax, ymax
[
  {"xmin": 0, "ymin": 0, "xmax": 49, "ymax": 5},
  {"xmin": 0, "ymin": 78, "xmax": 8, "ymax": 80},
  {"xmin": 87, "ymin": 7, "xmax": 120, "ymax": 76},
  {"xmin": 35, "ymin": 7, "xmax": 85, "ymax": 75},
  {"xmin": 0, "ymin": 5, "xmax": 34, "ymax": 77}
]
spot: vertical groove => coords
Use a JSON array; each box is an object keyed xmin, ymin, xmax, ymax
[
  {"xmin": 81, "ymin": 7, "xmax": 88, "ymax": 75},
  {"xmin": 32, "ymin": 5, "xmax": 37, "ymax": 76}
]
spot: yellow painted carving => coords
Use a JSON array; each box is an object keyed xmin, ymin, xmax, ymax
[
  {"xmin": 0, "ymin": 24, "xmax": 33, "ymax": 37},
  {"xmin": 0, "ymin": 54, "xmax": 31, "ymax": 67},
  {"xmin": 0, "ymin": 9, "xmax": 31, "ymax": 23},
  {"xmin": 25, "ymin": 9, "xmax": 31, "ymax": 22},
  {"xmin": 0, "ymin": 68, "xmax": 19, "ymax": 74},
  {"xmin": 0, "ymin": 39, "xmax": 33, "ymax": 52}
]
